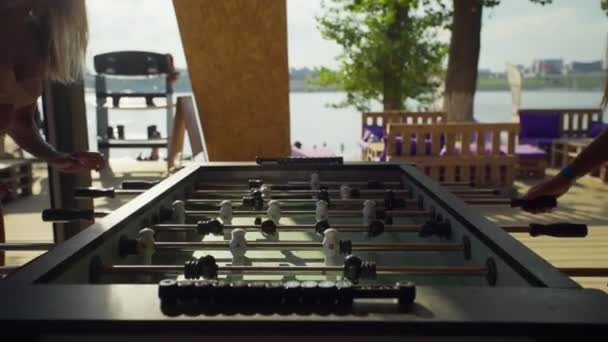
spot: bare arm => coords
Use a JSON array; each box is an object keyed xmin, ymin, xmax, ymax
[
  {"xmin": 522, "ymin": 128, "xmax": 608, "ymax": 212},
  {"xmin": 5, "ymin": 103, "xmax": 63, "ymax": 161}
]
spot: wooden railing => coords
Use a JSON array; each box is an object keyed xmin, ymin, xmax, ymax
[
  {"xmin": 386, "ymin": 123, "xmax": 520, "ymax": 188},
  {"xmin": 361, "ymin": 111, "xmax": 446, "ymax": 138},
  {"xmin": 518, "ymin": 108, "xmax": 603, "ymax": 138}
]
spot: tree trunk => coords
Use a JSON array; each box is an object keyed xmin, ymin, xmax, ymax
[
  {"xmin": 443, "ymin": 0, "xmax": 482, "ymax": 121},
  {"xmin": 383, "ymin": 3, "xmax": 409, "ymax": 111}
]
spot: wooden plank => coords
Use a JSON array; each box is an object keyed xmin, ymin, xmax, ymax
[
  {"xmin": 461, "ymin": 131, "xmax": 471, "ymax": 156},
  {"xmin": 168, "ymin": 99, "xmax": 186, "ymax": 170},
  {"xmin": 167, "ymin": 96, "xmax": 205, "ymax": 168},
  {"xmin": 491, "ymin": 129, "xmax": 500, "ymax": 156},
  {"xmin": 508, "ymin": 132, "xmax": 516, "ymax": 155},
  {"xmin": 173, "ymin": 0, "xmax": 290, "ymax": 161}
]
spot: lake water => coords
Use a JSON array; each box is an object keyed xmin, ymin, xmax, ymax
[{"xmin": 84, "ymin": 90, "xmax": 605, "ymax": 160}]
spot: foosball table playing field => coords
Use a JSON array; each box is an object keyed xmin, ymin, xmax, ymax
[{"xmin": 1, "ymin": 159, "xmax": 608, "ymax": 339}]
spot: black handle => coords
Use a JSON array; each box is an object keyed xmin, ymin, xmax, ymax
[
  {"xmin": 74, "ymin": 187, "xmax": 115, "ymax": 198},
  {"xmin": 529, "ymin": 223, "xmax": 588, "ymax": 238},
  {"xmin": 511, "ymin": 196, "xmax": 557, "ymax": 211},
  {"xmin": 121, "ymin": 180, "xmax": 158, "ymax": 190},
  {"xmin": 42, "ymin": 209, "xmax": 97, "ymax": 222}
]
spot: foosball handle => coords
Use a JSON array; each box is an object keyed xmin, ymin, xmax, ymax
[
  {"xmin": 510, "ymin": 196, "xmax": 557, "ymax": 210},
  {"xmin": 121, "ymin": 181, "xmax": 159, "ymax": 190},
  {"xmin": 529, "ymin": 223, "xmax": 588, "ymax": 238},
  {"xmin": 74, "ymin": 187, "xmax": 115, "ymax": 198},
  {"xmin": 42, "ymin": 209, "xmax": 96, "ymax": 222}
]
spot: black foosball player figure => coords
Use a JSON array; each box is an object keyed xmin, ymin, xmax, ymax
[
  {"xmin": 0, "ymin": 0, "xmax": 105, "ymax": 251},
  {"xmin": 522, "ymin": 80, "xmax": 608, "ymax": 214}
]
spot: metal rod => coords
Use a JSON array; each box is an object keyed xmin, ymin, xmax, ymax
[
  {"xmin": 151, "ymin": 241, "xmax": 464, "ymax": 252},
  {"xmin": 558, "ymin": 267, "xmax": 608, "ymax": 277},
  {"xmin": 185, "ymin": 209, "xmax": 431, "ymax": 217},
  {"xmin": 0, "ymin": 243, "xmax": 55, "ymax": 251},
  {"xmin": 153, "ymin": 223, "xmax": 534, "ymax": 235},
  {"xmin": 186, "ymin": 198, "xmax": 417, "ymax": 206},
  {"xmin": 186, "ymin": 198, "xmax": 507, "ymax": 207},
  {"xmin": 152, "ymin": 223, "xmax": 424, "ymax": 233},
  {"xmin": 196, "ymin": 181, "xmax": 403, "ymax": 189},
  {"xmin": 104, "ymin": 264, "xmax": 488, "ymax": 276},
  {"xmin": 191, "ymin": 189, "xmax": 409, "ymax": 195}
]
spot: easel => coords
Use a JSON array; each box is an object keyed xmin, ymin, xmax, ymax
[{"xmin": 167, "ymin": 96, "xmax": 206, "ymax": 171}]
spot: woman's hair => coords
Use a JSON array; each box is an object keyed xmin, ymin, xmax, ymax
[{"xmin": 36, "ymin": 0, "xmax": 89, "ymax": 83}]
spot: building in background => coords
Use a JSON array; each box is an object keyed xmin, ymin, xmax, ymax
[
  {"xmin": 569, "ymin": 61, "xmax": 603, "ymax": 74},
  {"xmin": 531, "ymin": 59, "xmax": 564, "ymax": 76}
]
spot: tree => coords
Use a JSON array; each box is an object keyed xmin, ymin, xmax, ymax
[
  {"xmin": 443, "ymin": 0, "xmax": 553, "ymax": 121},
  {"xmin": 310, "ymin": 0, "xmax": 450, "ymax": 111}
]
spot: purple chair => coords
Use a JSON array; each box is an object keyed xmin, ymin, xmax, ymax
[
  {"xmin": 588, "ymin": 121, "xmax": 608, "ymax": 138},
  {"xmin": 518, "ymin": 111, "xmax": 561, "ymax": 152}
]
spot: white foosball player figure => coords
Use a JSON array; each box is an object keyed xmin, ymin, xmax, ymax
[
  {"xmin": 363, "ymin": 200, "xmax": 377, "ymax": 225},
  {"xmin": 316, "ymin": 200, "xmax": 329, "ymax": 222},
  {"xmin": 229, "ymin": 228, "xmax": 247, "ymax": 265},
  {"xmin": 267, "ymin": 200, "xmax": 281, "ymax": 224},
  {"xmin": 219, "ymin": 200, "xmax": 233, "ymax": 225},
  {"xmin": 322, "ymin": 228, "xmax": 341, "ymax": 266},
  {"xmin": 171, "ymin": 200, "xmax": 186, "ymax": 224},
  {"xmin": 340, "ymin": 184, "xmax": 352, "ymax": 199},
  {"xmin": 310, "ymin": 173, "xmax": 321, "ymax": 191},
  {"xmin": 260, "ymin": 184, "xmax": 272, "ymax": 199},
  {"xmin": 137, "ymin": 228, "xmax": 156, "ymax": 266}
]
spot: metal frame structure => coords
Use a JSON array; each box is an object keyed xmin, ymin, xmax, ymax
[{"xmin": 1, "ymin": 162, "xmax": 608, "ymax": 338}]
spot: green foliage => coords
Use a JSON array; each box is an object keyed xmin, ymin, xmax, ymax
[
  {"xmin": 309, "ymin": 0, "xmax": 450, "ymax": 111},
  {"xmin": 602, "ymin": 0, "xmax": 608, "ymax": 15}
]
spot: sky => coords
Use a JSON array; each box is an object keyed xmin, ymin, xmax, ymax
[{"xmin": 86, "ymin": 0, "xmax": 607, "ymax": 72}]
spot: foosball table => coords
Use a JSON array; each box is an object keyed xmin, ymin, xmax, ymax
[{"xmin": 1, "ymin": 160, "xmax": 607, "ymax": 339}]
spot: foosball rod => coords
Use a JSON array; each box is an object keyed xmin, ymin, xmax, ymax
[
  {"xmin": 120, "ymin": 179, "xmax": 405, "ymax": 191},
  {"xmin": 94, "ymin": 255, "xmax": 497, "ymax": 285},
  {"xmin": 0, "ymin": 222, "xmax": 588, "ymax": 256},
  {"xmin": 40, "ymin": 196, "xmax": 558, "ymax": 223},
  {"xmin": 153, "ymin": 220, "xmax": 452, "ymax": 237},
  {"xmin": 191, "ymin": 198, "xmax": 514, "ymax": 207},
  {"xmin": 151, "ymin": 221, "xmax": 587, "ymax": 238},
  {"xmin": 119, "ymin": 239, "xmax": 470, "ymax": 254},
  {"xmin": 74, "ymin": 187, "xmax": 503, "ymax": 199}
]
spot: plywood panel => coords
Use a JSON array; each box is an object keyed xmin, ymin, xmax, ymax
[{"xmin": 173, "ymin": 0, "xmax": 290, "ymax": 161}]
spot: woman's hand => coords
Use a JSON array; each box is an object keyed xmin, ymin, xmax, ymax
[
  {"xmin": 49, "ymin": 151, "xmax": 106, "ymax": 173},
  {"xmin": 521, "ymin": 175, "xmax": 573, "ymax": 214}
]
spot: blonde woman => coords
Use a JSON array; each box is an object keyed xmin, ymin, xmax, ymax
[{"xmin": 0, "ymin": 0, "xmax": 104, "ymax": 174}]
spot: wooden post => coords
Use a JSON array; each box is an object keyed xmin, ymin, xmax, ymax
[
  {"xmin": 42, "ymin": 81, "xmax": 93, "ymax": 242},
  {"xmin": 173, "ymin": 0, "xmax": 290, "ymax": 161}
]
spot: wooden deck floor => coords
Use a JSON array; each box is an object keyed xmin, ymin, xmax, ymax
[{"xmin": 2, "ymin": 161, "xmax": 607, "ymax": 292}]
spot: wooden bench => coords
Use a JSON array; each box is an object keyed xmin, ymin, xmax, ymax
[
  {"xmin": 386, "ymin": 123, "xmax": 519, "ymax": 190},
  {"xmin": 361, "ymin": 111, "xmax": 446, "ymax": 160}
]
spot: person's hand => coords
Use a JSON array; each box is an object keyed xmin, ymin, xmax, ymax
[
  {"xmin": 50, "ymin": 152, "xmax": 106, "ymax": 173},
  {"xmin": 521, "ymin": 174, "xmax": 573, "ymax": 214}
]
